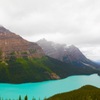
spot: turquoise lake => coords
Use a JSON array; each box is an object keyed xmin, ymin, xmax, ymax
[{"xmin": 0, "ymin": 74, "xmax": 100, "ymax": 100}]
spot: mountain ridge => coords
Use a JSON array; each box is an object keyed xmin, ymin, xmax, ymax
[
  {"xmin": 0, "ymin": 26, "xmax": 99, "ymax": 83},
  {"xmin": 37, "ymin": 39, "xmax": 100, "ymax": 70}
]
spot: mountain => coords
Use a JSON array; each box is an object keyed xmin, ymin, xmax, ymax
[
  {"xmin": 0, "ymin": 26, "xmax": 99, "ymax": 83},
  {"xmin": 37, "ymin": 39, "xmax": 100, "ymax": 70},
  {"xmin": 37, "ymin": 38, "xmax": 67, "ymax": 61},
  {"xmin": 0, "ymin": 26, "xmax": 61, "ymax": 83},
  {"xmin": 37, "ymin": 39, "xmax": 87, "ymax": 62},
  {"xmin": 0, "ymin": 26, "xmax": 44, "ymax": 60},
  {"xmin": 47, "ymin": 85, "xmax": 100, "ymax": 100}
]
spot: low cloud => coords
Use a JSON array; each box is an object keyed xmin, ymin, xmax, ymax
[{"xmin": 0, "ymin": 0, "xmax": 100, "ymax": 60}]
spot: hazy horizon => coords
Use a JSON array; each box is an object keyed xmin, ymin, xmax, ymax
[{"xmin": 0, "ymin": 0, "xmax": 100, "ymax": 61}]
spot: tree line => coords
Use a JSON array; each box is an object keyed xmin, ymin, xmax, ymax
[{"xmin": 0, "ymin": 95, "xmax": 47, "ymax": 100}]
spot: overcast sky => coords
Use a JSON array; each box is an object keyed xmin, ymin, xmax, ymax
[{"xmin": 0, "ymin": 0, "xmax": 100, "ymax": 61}]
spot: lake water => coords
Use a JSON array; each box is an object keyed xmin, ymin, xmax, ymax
[{"xmin": 0, "ymin": 74, "xmax": 100, "ymax": 100}]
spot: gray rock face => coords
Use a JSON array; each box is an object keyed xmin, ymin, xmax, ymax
[
  {"xmin": 37, "ymin": 39, "xmax": 87, "ymax": 63},
  {"xmin": 37, "ymin": 39, "xmax": 99, "ymax": 69}
]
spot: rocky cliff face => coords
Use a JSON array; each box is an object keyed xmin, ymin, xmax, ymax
[{"xmin": 0, "ymin": 26, "xmax": 44, "ymax": 60}]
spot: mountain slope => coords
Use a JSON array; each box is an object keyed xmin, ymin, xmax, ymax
[
  {"xmin": 47, "ymin": 85, "xmax": 100, "ymax": 100},
  {"xmin": 37, "ymin": 39, "xmax": 100, "ymax": 70},
  {"xmin": 0, "ymin": 26, "xmax": 44, "ymax": 60},
  {"xmin": 0, "ymin": 56, "xmax": 99, "ymax": 83}
]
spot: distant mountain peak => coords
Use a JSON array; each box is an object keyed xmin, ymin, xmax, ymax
[
  {"xmin": 41, "ymin": 38, "xmax": 47, "ymax": 41},
  {"xmin": 37, "ymin": 38, "xmax": 51, "ymax": 43},
  {"xmin": 69, "ymin": 44, "xmax": 77, "ymax": 48},
  {"xmin": 0, "ymin": 25, "xmax": 4, "ymax": 27},
  {"xmin": 0, "ymin": 26, "xmax": 11, "ymax": 34},
  {"xmin": 37, "ymin": 39, "xmax": 89, "ymax": 62}
]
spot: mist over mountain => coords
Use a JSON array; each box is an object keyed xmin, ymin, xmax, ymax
[
  {"xmin": 37, "ymin": 39, "xmax": 87, "ymax": 62},
  {"xmin": 0, "ymin": 0, "xmax": 100, "ymax": 100},
  {"xmin": 1, "ymin": 0, "xmax": 100, "ymax": 62},
  {"xmin": 0, "ymin": 26, "xmax": 99, "ymax": 83},
  {"xmin": 37, "ymin": 39, "xmax": 100, "ymax": 70}
]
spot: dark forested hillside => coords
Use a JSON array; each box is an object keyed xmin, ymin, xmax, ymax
[
  {"xmin": 0, "ymin": 56, "xmax": 99, "ymax": 83},
  {"xmin": 47, "ymin": 85, "xmax": 100, "ymax": 100}
]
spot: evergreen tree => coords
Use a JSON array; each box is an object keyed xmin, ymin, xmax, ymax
[
  {"xmin": 19, "ymin": 95, "xmax": 21, "ymax": 100},
  {"xmin": 24, "ymin": 95, "xmax": 28, "ymax": 100}
]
